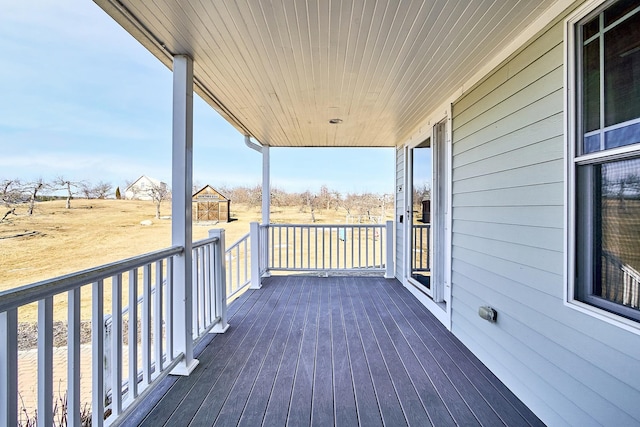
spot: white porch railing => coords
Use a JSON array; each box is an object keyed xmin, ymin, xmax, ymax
[
  {"xmin": 258, "ymin": 221, "xmax": 394, "ymax": 277},
  {"xmin": 412, "ymin": 223, "xmax": 431, "ymax": 273},
  {"xmin": 1, "ymin": 222, "xmax": 392, "ymax": 426},
  {"xmin": 0, "ymin": 232, "xmax": 229, "ymax": 427}
]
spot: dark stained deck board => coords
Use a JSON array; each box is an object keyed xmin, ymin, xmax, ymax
[
  {"xmin": 369, "ymin": 280, "xmax": 504, "ymax": 426},
  {"xmin": 188, "ymin": 280, "xmax": 297, "ymax": 425},
  {"xmin": 144, "ymin": 278, "xmax": 287, "ymax": 426},
  {"xmin": 381, "ymin": 277, "xmax": 544, "ymax": 426},
  {"xmin": 237, "ymin": 277, "xmax": 309, "ymax": 427},
  {"xmin": 129, "ymin": 276, "xmax": 543, "ymax": 427},
  {"xmin": 336, "ymin": 279, "xmax": 384, "ymax": 427},
  {"xmin": 329, "ymin": 280, "xmax": 358, "ymax": 426}
]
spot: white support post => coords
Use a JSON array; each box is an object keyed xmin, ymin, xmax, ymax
[
  {"xmin": 67, "ymin": 288, "xmax": 81, "ymax": 427},
  {"xmin": 262, "ymin": 145, "xmax": 270, "ymax": 226},
  {"xmin": 38, "ymin": 297, "xmax": 54, "ymax": 427},
  {"xmin": 0, "ymin": 309, "xmax": 18, "ymax": 427},
  {"xmin": 170, "ymin": 54, "xmax": 199, "ymax": 376},
  {"xmin": 385, "ymin": 220, "xmax": 395, "ymax": 279},
  {"xmin": 249, "ymin": 222, "xmax": 262, "ymax": 289},
  {"xmin": 209, "ymin": 229, "xmax": 230, "ymax": 333}
]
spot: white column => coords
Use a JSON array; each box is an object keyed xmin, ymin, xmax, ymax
[
  {"xmin": 171, "ymin": 54, "xmax": 199, "ymax": 376},
  {"xmin": 385, "ymin": 220, "xmax": 395, "ymax": 279},
  {"xmin": 262, "ymin": 145, "xmax": 270, "ymax": 225},
  {"xmin": 249, "ymin": 222, "xmax": 262, "ymax": 289}
]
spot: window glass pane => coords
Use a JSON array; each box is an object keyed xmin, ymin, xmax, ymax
[
  {"xmin": 604, "ymin": 9, "xmax": 640, "ymax": 127},
  {"xmin": 583, "ymin": 16, "xmax": 599, "ymax": 40},
  {"xmin": 583, "ymin": 40, "xmax": 601, "ymax": 133},
  {"xmin": 597, "ymin": 158, "xmax": 640, "ymax": 313},
  {"xmin": 584, "ymin": 133, "xmax": 601, "ymax": 153},
  {"xmin": 604, "ymin": 0, "xmax": 638, "ymax": 27},
  {"xmin": 605, "ymin": 121, "xmax": 640, "ymax": 149}
]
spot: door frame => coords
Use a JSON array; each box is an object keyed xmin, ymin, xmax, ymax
[{"xmin": 403, "ymin": 110, "xmax": 452, "ymax": 329}]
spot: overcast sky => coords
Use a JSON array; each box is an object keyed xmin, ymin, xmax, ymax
[{"xmin": 0, "ymin": 0, "xmax": 394, "ymax": 194}]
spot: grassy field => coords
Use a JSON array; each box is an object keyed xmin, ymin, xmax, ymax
[{"xmin": 0, "ymin": 198, "xmax": 373, "ymax": 294}]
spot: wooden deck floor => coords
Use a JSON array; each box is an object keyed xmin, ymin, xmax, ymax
[{"xmin": 124, "ymin": 276, "xmax": 543, "ymax": 426}]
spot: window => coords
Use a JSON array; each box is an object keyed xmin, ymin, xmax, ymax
[{"xmin": 572, "ymin": 0, "xmax": 640, "ymax": 323}]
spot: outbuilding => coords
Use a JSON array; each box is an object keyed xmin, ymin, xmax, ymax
[{"xmin": 192, "ymin": 185, "xmax": 230, "ymax": 222}]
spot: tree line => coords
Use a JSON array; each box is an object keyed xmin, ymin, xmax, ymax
[{"xmin": 1, "ymin": 176, "xmax": 404, "ymax": 224}]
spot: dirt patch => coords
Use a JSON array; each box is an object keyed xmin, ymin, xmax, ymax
[{"xmin": 18, "ymin": 321, "xmax": 92, "ymax": 350}]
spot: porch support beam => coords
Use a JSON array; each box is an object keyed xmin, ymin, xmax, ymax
[
  {"xmin": 170, "ymin": 54, "xmax": 199, "ymax": 376},
  {"xmin": 262, "ymin": 145, "xmax": 270, "ymax": 226}
]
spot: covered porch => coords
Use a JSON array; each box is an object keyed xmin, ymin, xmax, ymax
[{"xmin": 125, "ymin": 276, "xmax": 542, "ymax": 426}]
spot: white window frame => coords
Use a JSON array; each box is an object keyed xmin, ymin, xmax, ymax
[{"xmin": 565, "ymin": 0, "xmax": 640, "ymax": 334}]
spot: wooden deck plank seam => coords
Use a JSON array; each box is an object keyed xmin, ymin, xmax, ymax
[
  {"xmin": 191, "ymin": 278, "xmax": 299, "ymax": 425},
  {"xmin": 370, "ymin": 279, "xmax": 495, "ymax": 426},
  {"xmin": 336, "ymin": 277, "xmax": 386, "ymax": 427},
  {"xmin": 364, "ymin": 283, "xmax": 470, "ymax": 422},
  {"xmin": 213, "ymin": 276, "xmax": 306, "ymax": 426},
  {"xmin": 355, "ymin": 280, "xmax": 451, "ymax": 426},
  {"xmin": 349, "ymin": 280, "xmax": 417, "ymax": 425},
  {"xmin": 329, "ymin": 281, "xmax": 360, "ymax": 425},
  {"xmin": 381, "ymin": 278, "xmax": 539, "ymax": 426},
  {"xmin": 136, "ymin": 278, "xmax": 285, "ymax": 426},
  {"xmin": 160, "ymin": 279, "xmax": 289, "ymax": 426},
  {"xmin": 260, "ymin": 277, "xmax": 314, "ymax": 426},
  {"xmin": 286, "ymin": 278, "xmax": 322, "ymax": 425},
  {"xmin": 230, "ymin": 276, "xmax": 302, "ymax": 425}
]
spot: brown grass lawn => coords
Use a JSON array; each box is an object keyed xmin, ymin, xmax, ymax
[{"xmin": 1, "ymin": 199, "xmax": 382, "ymax": 321}]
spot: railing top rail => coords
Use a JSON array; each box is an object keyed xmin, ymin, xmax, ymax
[
  {"xmin": 226, "ymin": 233, "xmax": 250, "ymax": 252},
  {"xmin": 267, "ymin": 223, "xmax": 386, "ymax": 228},
  {"xmin": 0, "ymin": 245, "xmax": 184, "ymax": 313},
  {"xmin": 192, "ymin": 236, "xmax": 220, "ymax": 250}
]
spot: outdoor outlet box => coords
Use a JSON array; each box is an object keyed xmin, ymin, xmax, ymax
[{"xmin": 478, "ymin": 306, "xmax": 497, "ymax": 323}]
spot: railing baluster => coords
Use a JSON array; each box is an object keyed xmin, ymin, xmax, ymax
[
  {"xmin": 205, "ymin": 245, "xmax": 212, "ymax": 326},
  {"xmin": 154, "ymin": 262, "xmax": 164, "ymax": 372},
  {"xmin": 111, "ymin": 274, "xmax": 123, "ymax": 416},
  {"xmin": 67, "ymin": 287, "xmax": 81, "ymax": 427},
  {"xmin": 198, "ymin": 248, "xmax": 206, "ymax": 336},
  {"xmin": 192, "ymin": 253, "xmax": 199, "ymax": 338},
  {"xmin": 335, "ymin": 226, "xmax": 338, "ymax": 269},
  {"xmin": 0, "ymin": 309, "xmax": 18, "ymax": 426},
  {"xmin": 358, "ymin": 227, "xmax": 362, "ymax": 268},
  {"xmin": 142, "ymin": 265, "xmax": 152, "ymax": 385},
  {"xmin": 235, "ymin": 244, "xmax": 240, "ymax": 292},
  {"xmin": 128, "ymin": 269, "xmax": 138, "ymax": 401},
  {"xmin": 37, "ymin": 297, "xmax": 54, "ymax": 426},
  {"xmin": 92, "ymin": 280, "xmax": 104, "ymax": 427},
  {"xmin": 166, "ymin": 258, "xmax": 174, "ymax": 361}
]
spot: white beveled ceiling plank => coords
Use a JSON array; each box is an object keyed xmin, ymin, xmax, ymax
[{"xmin": 106, "ymin": 0, "xmax": 560, "ymax": 147}]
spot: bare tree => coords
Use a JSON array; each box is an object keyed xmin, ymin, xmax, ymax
[
  {"xmin": 26, "ymin": 178, "xmax": 46, "ymax": 215},
  {"xmin": 0, "ymin": 179, "xmax": 21, "ymax": 224},
  {"xmin": 53, "ymin": 176, "xmax": 81, "ymax": 209},
  {"xmin": 147, "ymin": 182, "xmax": 171, "ymax": 219},
  {"xmin": 93, "ymin": 181, "xmax": 113, "ymax": 199},
  {"xmin": 1, "ymin": 178, "xmax": 23, "ymax": 207},
  {"xmin": 300, "ymin": 190, "xmax": 318, "ymax": 223}
]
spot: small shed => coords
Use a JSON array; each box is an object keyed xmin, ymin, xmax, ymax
[{"xmin": 192, "ymin": 185, "xmax": 230, "ymax": 222}]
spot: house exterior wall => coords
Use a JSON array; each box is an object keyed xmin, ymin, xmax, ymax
[
  {"xmin": 395, "ymin": 146, "xmax": 405, "ymax": 280},
  {"xmin": 449, "ymin": 10, "xmax": 640, "ymax": 426}
]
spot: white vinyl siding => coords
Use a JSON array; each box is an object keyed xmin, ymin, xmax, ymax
[
  {"xmin": 451, "ymin": 12, "xmax": 640, "ymax": 427},
  {"xmin": 395, "ymin": 146, "xmax": 405, "ymax": 279}
]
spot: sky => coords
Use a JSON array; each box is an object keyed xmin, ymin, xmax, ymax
[{"xmin": 0, "ymin": 0, "xmax": 394, "ymax": 195}]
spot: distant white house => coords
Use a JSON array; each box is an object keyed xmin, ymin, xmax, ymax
[{"xmin": 124, "ymin": 175, "xmax": 167, "ymax": 201}]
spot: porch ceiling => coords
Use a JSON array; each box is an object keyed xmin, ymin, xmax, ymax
[{"xmin": 95, "ymin": 0, "xmax": 558, "ymax": 147}]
